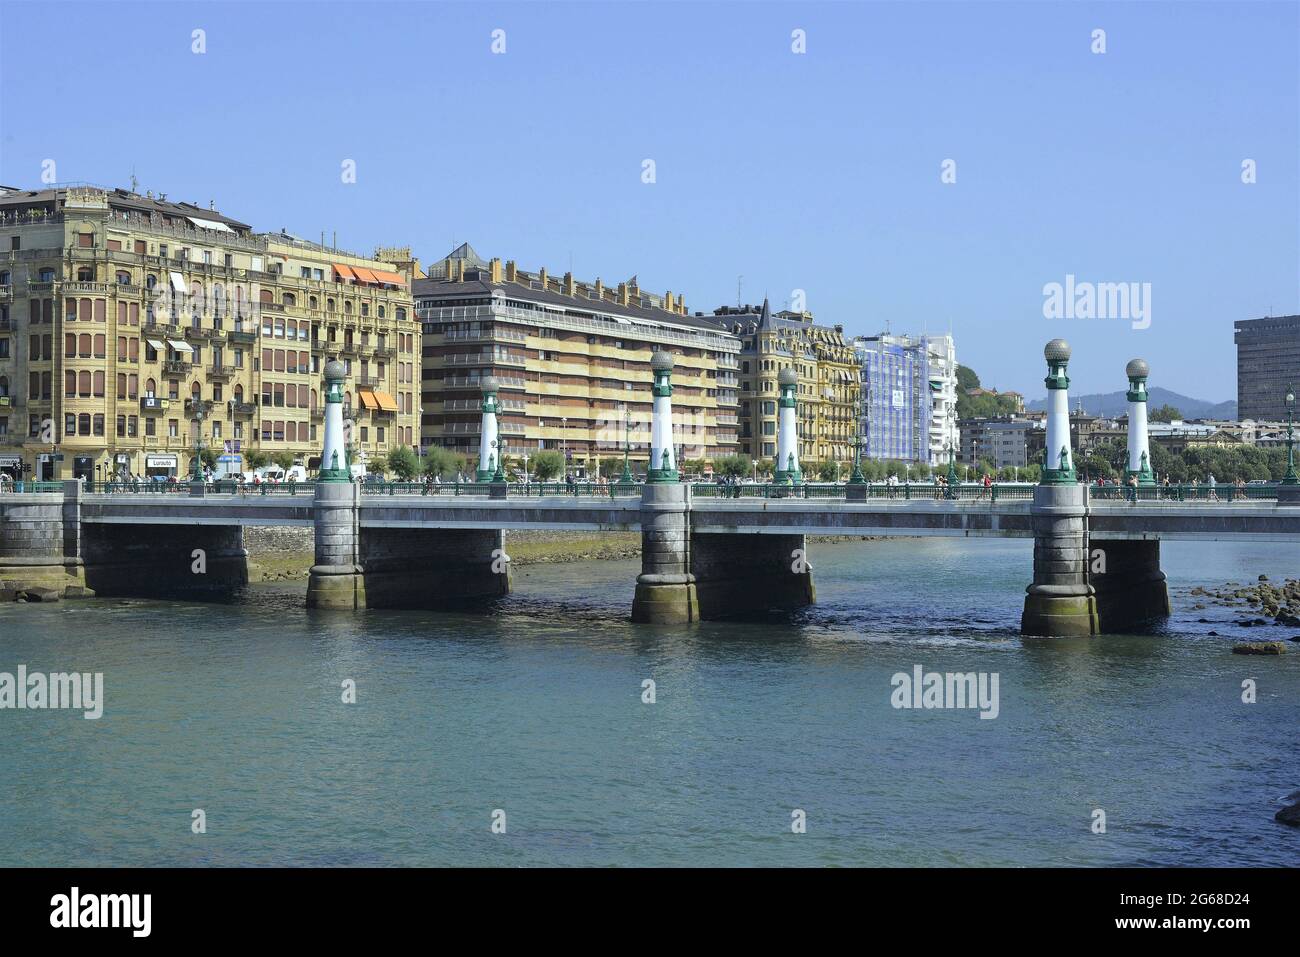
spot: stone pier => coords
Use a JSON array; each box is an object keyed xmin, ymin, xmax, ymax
[
  {"xmin": 306, "ymin": 479, "xmax": 365, "ymax": 609},
  {"xmin": 631, "ymin": 482, "xmax": 697, "ymax": 623},
  {"xmin": 0, "ymin": 480, "xmax": 88, "ymax": 597},
  {"xmin": 1090, "ymin": 537, "xmax": 1170, "ymax": 632},
  {"xmin": 1021, "ymin": 483, "xmax": 1098, "ymax": 637}
]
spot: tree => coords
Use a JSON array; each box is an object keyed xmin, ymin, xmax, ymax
[
  {"xmin": 1149, "ymin": 404, "xmax": 1182, "ymax": 423},
  {"xmin": 715, "ymin": 454, "xmax": 751, "ymax": 478},
  {"xmin": 531, "ymin": 449, "xmax": 564, "ymax": 481},
  {"xmin": 271, "ymin": 451, "xmax": 296, "ymax": 472},
  {"xmin": 367, "ymin": 453, "xmax": 388, "ymax": 477},
  {"xmin": 422, "ymin": 445, "xmax": 459, "ymax": 479},
  {"xmin": 198, "ymin": 447, "xmax": 219, "ymax": 471},
  {"xmin": 599, "ymin": 457, "xmax": 625, "ymax": 479},
  {"xmin": 388, "ymin": 446, "xmax": 419, "ymax": 481},
  {"xmin": 956, "ymin": 365, "xmax": 981, "ymax": 393},
  {"xmin": 245, "ymin": 449, "xmax": 269, "ymax": 471},
  {"xmin": 755, "ymin": 459, "xmax": 775, "ymax": 479}
]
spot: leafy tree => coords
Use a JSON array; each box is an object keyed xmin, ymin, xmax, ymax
[
  {"xmin": 198, "ymin": 447, "xmax": 219, "ymax": 471},
  {"xmin": 388, "ymin": 446, "xmax": 419, "ymax": 481},
  {"xmin": 422, "ymin": 445, "xmax": 459, "ymax": 479},
  {"xmin": 715, "ymin": 454, "xmax": 752, "ymax": 478},
  {"xmin": 956, "ymin": 365, "xmax": 981, "ymax": 393},
  {"xmin": 599, "ymin": 456, "xmax": 626, "ymax": 479},
  {"xmin": 271, "ymin": 451, "xmax": 296, "ymax": 472},
  {"xmin": 244, "ymin": 449, "xmax": 269, "ymax": 471},
  {"xmin": 1149, "ymin": 404, "xmax": 1183, "ymax": 423},
  {"xmin": 531, "ymin": 449, "xmax": 564, "ymax": 481},
  {"xmin": 755, "ymin": 459, "xmax": 775, "ymax": 478},
  {"xmin": 817, "ymin": 460, "xmax": 841, "ymax": 482},
  {"xmin": 366, "ymin": 453, "xmax": 388, "ymax": 477}
]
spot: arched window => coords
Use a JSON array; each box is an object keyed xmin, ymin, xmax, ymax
[
  {"xmin": 191, "ymin": 381, "xmax": 201, "ymax": 400},
  {"xmin": 77, "ymin": 267, "xmax": 93, "ymax": 281},
  {"xmin": 39, "ymin": 268, "xmax": 55, "ymax": 283},
  {"xmin": 146, "ymin": 274, "xmax": 157, "ymax": 289},
  {"xmin": 361, "ymin": 303, "xmax": 369, "ymax": 317},
  {"xmin": 78, "ymin": 371, "xmax": 91, "ymax": 397},
  {"xmin": 327, "ymin": 298, "xmax": 335, "ymax": 312},
  {"xmin": 344, "ymin": 301, "xmax": 353, "ymax": 315},
  {"xmin": 213, "ymin": 285, "xmax": 225, "ymax": 317},
  {"xmin": 282, "ymin": 292, "xmax": 295, "ymax": 307},
  {"xmin": 259, "ymin": 288, "xmax": 273, "ymax": 304},
  {"xmin": 93, "ymin": 371, "xmax": 105, "ymax": 396},
  {"xmin": 378, "ymin": 305, "xmax": 385, "ymax": 319},
  {"xmin": 93, "ymin": 334, "xmax": 105, "ymax": 358},
  {"xmin": 309, "ymin": 296, "xmax": 317, "ymax": 309},
  {"xmin": 65, "ymin": 371, "xmax": 76, "ymax": 396},
  {"xmin": 78, "ymin": 333, "xmax": 92, "ymax": 355},
  {"xmin": 233, "ymin": 384, "xmax": 244, "ymax": 402},
  {"xmin": 145, "ymin": 378, "xmax": 157, "ymax": 397},
  {"xmin": 116, "ymin": 271, "xmax": 131, "ymax": 285},
  {"xmin": 310, "ymin": 388, "xmax": 318, "ymax": 412}
]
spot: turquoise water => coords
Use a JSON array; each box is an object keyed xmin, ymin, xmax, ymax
[{"xmin": 1, "ymin": 537, "xmax": 1297, "ymax": 866}]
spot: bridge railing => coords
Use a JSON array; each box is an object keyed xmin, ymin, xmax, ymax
[
  {"xmin": 1088, "ymin": 482, "xmax": 1279, "ymax": 502},
  {"xmin": 691, "ymin": 482, "xmax": 1038, "ymax": 501},
  {"xmin": 355, "ymin": 480, "xmax": 644, "ymax": 498},
  {"xmin": 82, "ymin": 480, "xmax": 317, "ymax": 495}
]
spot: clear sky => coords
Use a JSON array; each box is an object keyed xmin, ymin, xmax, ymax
[{"xmin": 1, "ymin": 1, "xmax": 1296, "ymax": 402}]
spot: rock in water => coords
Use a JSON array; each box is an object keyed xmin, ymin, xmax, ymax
[{"xmin": 1232, "ymin": 641, "xmax": 1286, "ymax": 655}]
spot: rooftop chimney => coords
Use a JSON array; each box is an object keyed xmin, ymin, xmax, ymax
[
  {"xmin": 490, "ymin": 257, "xmax": 503, "ymax": 284},
  {"xmin": 505, "ymin": 260, "xmax": 517, "ymax": 283}
]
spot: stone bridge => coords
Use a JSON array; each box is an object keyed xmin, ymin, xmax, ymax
[{"xmin": 2, "ymin": 479, "xmax": 1297, "ymax": 635}]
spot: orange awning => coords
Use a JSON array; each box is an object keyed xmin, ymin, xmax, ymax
[
  {"xmin": 357, "ymin": 390, "xmax": 379, "ymax": 410},
  {"xmin": 370, "ymin": 269, "xmax": 406, "ymax": 286},
  {"xmin": 333, "ymin": 263, "xmax": 357, "ymax": 282},
  {"xmin": 373, "ymin": 390, "xmax": 399, "ymax": 412},
  {"xmin": 351, "ymin": 266, "xmax": 379, "ymax": 284}
]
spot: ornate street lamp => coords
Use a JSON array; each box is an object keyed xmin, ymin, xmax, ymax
[
  {"xmin": 491, "ymin": 438, "xmax": 505, "ymax": 483},
  {"xmin": 847, "ymin": 434, "xmax": 866, "ymax": 485},
  {"xmin": 1284, "ymin": 384, "xmax": 1297, "ymax": 485},
  {"xmin": 620, "ymin": 408, "xmax": 634, "ymax": 483},
  {"xmin": 189, "ymin": 405, "xmax": 207, "ymax": 482},
  {"xmin": 945, "ymin": 441, "xmax": 959, "ymax": 499}
]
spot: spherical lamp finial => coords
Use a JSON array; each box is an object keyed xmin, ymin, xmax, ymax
[
  {"xmin": 778, "ymin": 366, "xmax": 799, "ymax": 386},
  {"xmin": 324, "ymin": 359, "xmax": 345, "ymax": 380},
  {"xmin": 651, "ymin": 350, "xmax": 674, "ymax": 372},
  {"xmin": 1125, "ymin": 358, "xmax": 1149, "ymax": 379},
  {"xmin": 1044, "ymin": 338, "xmax": 1072, "ymax": 364}
]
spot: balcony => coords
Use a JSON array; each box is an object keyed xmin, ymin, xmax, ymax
[
  {"xmin": 164, "ymin": 360, "xmax": 191, "ymax": 375},
  {"xmin": 139, "ymin": 396, "xmax": 170, "ymax": 413},
  {"xmin": 226, "ymin": 328, "xmax": 257, "ymax": 344},
  {"xmin": 206, "ymin": 365, "xmax": 236, "ymax": 380},
  {"xmin": 229, "ymin": 401, "xmax": 257, "ymax": 416}
]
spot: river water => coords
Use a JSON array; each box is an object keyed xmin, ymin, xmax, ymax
[{"xmin": 1, "ymin": 538, "xmax": 1297, "ymax": 867}]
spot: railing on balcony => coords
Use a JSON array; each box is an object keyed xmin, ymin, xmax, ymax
[
  {"xmin": 164, "ymin": 360, "xmax": 191, "ymax": 375},
  {"xmin": 139, "ymin": 396, "xmax": 170, "ymax": 412},
  {"xmin": 229, "ymin": 401, "xmax": 257, "ymax": 415},
  {"xmin": 206, "ymin": 365, "xmax": 236, "ymax": 379}
]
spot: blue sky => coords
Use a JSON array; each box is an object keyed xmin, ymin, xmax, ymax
[{"xmin": 1, "ymin": 1, "xmax": 1296, "ymax": 402}]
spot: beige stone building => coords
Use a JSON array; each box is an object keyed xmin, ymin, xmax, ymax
[
  {"xmin": 0, "ymin": 185, "xmax": 417, "ymax": 481},
  {"xmin": 416, "ymin": 245, "xmax": 740, "ymax": 477},
  {"xmin": 712, "ymin": 300, "xmax": 860, "ymax": 471}
]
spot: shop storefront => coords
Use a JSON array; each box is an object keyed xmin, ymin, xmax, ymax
[
  {"xmin": 0, "ymin": 454, "xmax": 20, "ymax": 482},
  {"xmin": 145, "ymin": 453, "xmax": 179, "ymax": 480},
  {"xmin": 113, "ymin": 452, "xmax": 132, "ymax": 480},
  {"xmin": 73, "ymin": 455, "xmax": 94, "ymax": 481}
]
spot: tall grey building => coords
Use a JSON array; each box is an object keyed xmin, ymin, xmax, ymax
[{"xmin": 1235, "ymin": 315, "xmax": 1300, "ymax": 420}]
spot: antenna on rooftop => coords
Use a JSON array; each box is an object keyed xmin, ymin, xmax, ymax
[
  {"xmin": 129, "ymin": 169, "xmax": 138, "ymax": 194},
  {"xmin": 737, "ymin": 275, "xmax": 743, "ymax": 308}
]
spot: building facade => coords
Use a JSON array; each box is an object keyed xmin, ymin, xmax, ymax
[
  {"xmin": 714, "ymin": 300, "xmax": 859, "ymax": 469},
  {"xmin": 957, "ymin": 416, "xmax": 1034, "ymax": 469},
  {"xmin": 415, "ymin": 245, "xmax": 740, "ymax": 476},
  {"xmin": 0, "ymin": 185, "xmax": 417, "ymax": 481},
  {"xmin": 852, "ymin": 331, "xmax": 959, "ymax": 467},
  {"xmin": 1235, "ymin": 315, "xmax": 1300, "ymax": 420}
]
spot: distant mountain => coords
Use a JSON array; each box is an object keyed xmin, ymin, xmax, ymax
[{"xmin": 1025, "ymin": 387, "xmax": 1237, "ymax": 420}]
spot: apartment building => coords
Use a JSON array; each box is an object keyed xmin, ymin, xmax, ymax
[
  {"xmin": 711, "ymin": 300, "xmax": 859, "ymax": 467},
  {"xmin": 415, "ymin": 245, "xmax": 740, "ymax": 476},
  {"xmin": 0, "ymin": 185, "xmax": 417, "ymax": 481},
  {"xmin": 853, "ymin": 331, "xmax": 961, "ymax": 467}
]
